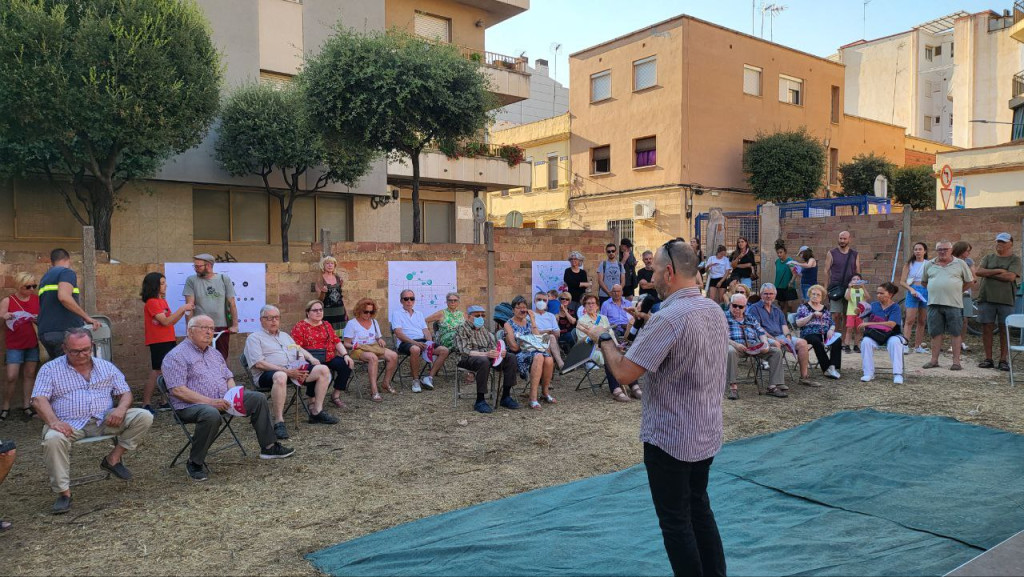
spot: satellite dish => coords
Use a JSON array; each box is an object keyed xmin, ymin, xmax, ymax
[
  {"xmin": 505, "ymin": 211, "xmax": 524, "ymax": 228},
  {"xmin": 472, "ymin": 198, "xmax": 486, "ymax": 223}
]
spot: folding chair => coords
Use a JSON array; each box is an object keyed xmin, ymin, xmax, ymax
[
  {"xmin": 69, "ymin": 435, "xmax": 117, "ymax": 487},
  {"xmin": 157, "ymin": 376, "xmax": 246, "ymax": 468},
  {"xmin": 561, "ymin": 338, "xmax": 608, "ymax": 394},
  {"xmin": 391, "ymin": 330, "xmax": 431, "ymax": 389},
  {"xmin": 239, "ymin": 354, "xmax": 310, "ymax": 429},
  {"xmin": 1005, "ymin": 314, "xmax": 1024, "ymax": 388},
  {"xmin": 787, "ymin": 313, "xmax": 819, "ymax": 372},
  {"xmin": 452, "ymin": 352, "xmax": 498, "ymax": 408},
  {"xmin": 738, "ymin": 353, "xmax": 768, "ymax": 396}
]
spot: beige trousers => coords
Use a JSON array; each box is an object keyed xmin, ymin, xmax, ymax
[{"xmin": 41, "ymin": 408, "xmax": 153, "ymax": 492}]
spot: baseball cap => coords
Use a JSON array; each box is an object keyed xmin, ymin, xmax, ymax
[
  {"xmin": 466, "ymin": 305, "xmax": 485, "ymax": 314},
  {"xmin": 798, "ymin": 246, "xmax": 809, "ymax": 253},
  {"xmin": 193, "ymin": 253, "xmax": 216, "ymax": 264},
  {"xmin": 996, "ymin": 233, "xmax": 1012, "ymax": 243}
]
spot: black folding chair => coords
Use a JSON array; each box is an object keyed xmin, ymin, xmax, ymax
[
  {"xmin": 157, "ymin": 376, "xmax": 246, "ymax": 468},
  {"xmin": 239, "ymin": 354, "xmax": 310, "ymax": 428},
  {"xmin": 562, "ymin": 338, "xmax": 608, "ymax": 394}
]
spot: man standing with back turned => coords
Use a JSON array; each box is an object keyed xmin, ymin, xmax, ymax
[
  {"xmin": 37, "ymin": 248, "xmax": 101, "ymax": 360},
  {"xmin": 580, "ymin": 239, "xmax": 727, "ymax": 576}
]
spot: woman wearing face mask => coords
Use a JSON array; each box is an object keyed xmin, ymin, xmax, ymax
[
  {"xmin": 531, "ymin": 292, "xmax": 565, "ymax": 370},
  {"xmin": 503, "ymin": 295, "xmax": 555, "ymax": 410}
]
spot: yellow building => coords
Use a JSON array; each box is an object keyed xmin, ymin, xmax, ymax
[
  {"xmin": 933, "ymin": 141, "xmax": 1024, "ymax": 209},
  {"xmin": 486, "ymin": 114, "xmax": 571, "ymax": 228}
]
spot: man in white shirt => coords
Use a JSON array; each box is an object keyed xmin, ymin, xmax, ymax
[
  {"xmin": 390, "ymin": 290, "xmax": 450, "ymax": 393},
  {"xmin": 532, "ymin": 292, "xmax": 564, "ymax": 369}
]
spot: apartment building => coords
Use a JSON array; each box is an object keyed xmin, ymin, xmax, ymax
[
  {"xmin": 493, "ymin": 58, "xmax": 569, "ymax": 129},
  {"xmin": 566, "ymin": 15, "xmax": 906, "ymax": 250},
  {"xmin": 839, "ymin": 9, "xmax": 1024, "ymax": 148},
  {"xmin": 486, "ymin": 114, "xmax": 570, "ymax": 228},
  {"xmin": 1011, "ymin": 1, "xmax": 1024, "ymax": 140}
]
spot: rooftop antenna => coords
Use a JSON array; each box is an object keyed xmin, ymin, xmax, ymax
[
  {"xmin": 763, "ymin": 3, "xmax": 787, "ymax": 42},
  {"xmin": 863, "ymin": 0, "xmax": 871, "ymax": 39},
  {"xmin": 550, "ymin": 42, "xmax": 563, "ymax": 116}
]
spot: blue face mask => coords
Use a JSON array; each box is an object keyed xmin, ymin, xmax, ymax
[{"xmin": 473, "ymin": 316, "xmax": 485, "ymax": 328}]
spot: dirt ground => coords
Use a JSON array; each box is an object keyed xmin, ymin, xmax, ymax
[{"xmin": 1, "ymin": 332, "xmax": 1022, "ymax": 576}]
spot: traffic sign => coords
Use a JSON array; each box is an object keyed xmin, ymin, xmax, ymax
[
  {"xmin": 940, "ymin": 187, "xmax": 952, "ymax": 209},
  {"xmin": 940, "ymin": 165, "xmax": 953, "ymax": 188},
  {"xmin": 954, "ymin": 184, "xmax": 966, "ymax": 209}
]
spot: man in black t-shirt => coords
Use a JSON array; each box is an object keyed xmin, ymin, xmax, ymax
[
  {"xmin": 37, "ymin": 248, "xmax": 100, "ymax": 359},
  {"xmin": 637, "ymin": 250, "xmax": 657, "ymax": 298}
]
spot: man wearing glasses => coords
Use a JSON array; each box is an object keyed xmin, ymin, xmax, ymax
[
  {"xmin": 31, "ymin": 328, "xmax": 154, "ymax": 514},
  {"xmin": 183, "ymin": 253, "xmax": 238, "ymax": 361},
  {"xmin": 725, "ymin": 293, "xmax": 787, "ymax": 399},
  {"xmin": 453, "ymin": 305, "xmax": 520, "ymax": 414},
  {"xmin": 578, "ymin": 240, "xmax": 728, "ymax": 577},
  {"xmin": 163, "ymin": 315, "xmax": 294, "ymax": 482},
  {"xmin": 390, "ymin": 290, "xmax": 450, "ymax": 393}
]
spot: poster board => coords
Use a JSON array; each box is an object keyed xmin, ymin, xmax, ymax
[
  {"xmin": 531, "ymin": 261, "xmax": 568, "ymax": 295},
  {"xmin": 387, "ymin": 261, "xmax": 458, "ymax": 318},
  {"xmin": 165, "ymin": 263, "xmax": 267, "ymax": 337}
]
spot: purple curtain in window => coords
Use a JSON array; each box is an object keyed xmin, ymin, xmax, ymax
[{"xmin": 636, "ymin": 150, "xmax": 656, "ymax": 167}]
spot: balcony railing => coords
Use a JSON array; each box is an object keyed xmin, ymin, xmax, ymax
[
  {"xmin": 1016, "ymin": 0, "xmax": 1024, "ymax": 24},
  {"xmin": 436, "ymin": 141, "xmax": 526, "ymax": 167},
  {"xmin": 456, "ymin": 45, "xmax": 528, "ymax": 74},
  {"xmin": 1015, "ymin": 70, "xmax": 1024, "ymax": 99}
]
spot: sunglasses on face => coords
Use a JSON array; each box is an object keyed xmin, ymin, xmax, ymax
[
  {"xmin": 606, "ymin": 250, "xmax": 616, "ymax": 254},
  {"xmin": 731, "ymin": 304, "xmax": 745, "ymax": 309},
  {"xmin": 559, "ymin": 297, "xmax": 570, "ymax": 301},
  {"xmin": 363, "ymin": 309, "xmax": 376, "ymax": 314},
  {"xmin": 23, "ymin": 284, "xmax": 37, "ymax": 289},
  {"xmin": 402, "ymin": 297, "xmax": 416, "ymax": 302},
  {"xmin": 309, "ymin": 308, "xmax": 324, "ymax": 313}
]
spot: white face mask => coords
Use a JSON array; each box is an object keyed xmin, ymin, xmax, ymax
[{"xmin": 535, "ymin": 300, "xmax": 547, "ymax": 310}]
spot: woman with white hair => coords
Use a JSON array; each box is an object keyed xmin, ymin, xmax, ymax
[
  {"xmin": 315, "ymin": 256, "xmax": 347, "ymax": 328},
  {"xmin": 563, "ymin": 250, "xmax": 592, "ymax": 312},
  {"xmin": 425, "ymin": 292, "xmax": 465, "ymax": 349}
]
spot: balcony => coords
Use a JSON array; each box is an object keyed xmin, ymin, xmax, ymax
[
  {"xmin": 454, "ymin": 45, "xmax": 531, "ymax": 106},
  {"xmin": 454, "ymin": 0, "xmax": 529, "ymax": 25},
  {"xmin": 1015, "ymin": 70, "xmax": 1024, "ymax": 99},
  {"xmin": 387, "ymin": 144, "xmax": 531, "ymax": 192},
  {"xmin": 1012, "ymin": 0, "xmax": 1024, "ymax": 43}
]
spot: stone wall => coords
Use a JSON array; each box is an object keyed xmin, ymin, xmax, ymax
[{"xmin": 0, "ymin": 228, "xmax": 611, "ymax": 390}]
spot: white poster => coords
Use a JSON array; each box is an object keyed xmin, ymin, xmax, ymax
[
  {"xmin": 165, "ymin": 262, "xmax": 267, "ymax": 337},
  {"xmin": 387, "ymin": 261, "xmax": 458, "ymax": 318},
  {"xmin": 532, "ymin": 261, "xmax": 568, "ymax": 295}
]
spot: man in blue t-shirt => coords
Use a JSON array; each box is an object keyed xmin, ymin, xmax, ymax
[{"xmin": 37, "ymin": 248, "xmax": 100, "ymax": 359}]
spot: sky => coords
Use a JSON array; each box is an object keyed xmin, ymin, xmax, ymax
[{"xmin": 486, "ymin": 0, "xmax": 1004, "ymax": 86}]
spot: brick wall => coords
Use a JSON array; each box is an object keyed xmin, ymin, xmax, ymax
[
  {"xmin": 1, "ymin": 228, "xmax": 611, "ymax": 389},
  {"xmin": 905, "ymin": 149, "xmax": 936, "ymax": 167}
]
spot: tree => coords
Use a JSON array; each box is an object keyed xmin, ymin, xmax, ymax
[
  {"xmin": 837, "ymin": 153, "xmax": 895, "ymax": 197},
  {"xmin": 890, "ymin": 165, "xmax": 935, "ymax": 210},
  {"xmin": 0, "ymin": 0, "xmax": 221, "ymax": 253},
  {"xmin": 303, "ymin": 28, "xmax": 496, "ymax": 243},
  {"xmin": 743, "ymin": 128, "xmax": 826, "ymax": 203},
  {"xmin": 215, "ymin": 83, "xmax": 375, "ymax": 262}
]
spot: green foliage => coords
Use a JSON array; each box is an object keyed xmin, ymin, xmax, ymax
[
  {"xmin": 215, "ymin": 82, "xmax": 375, "ymax": 261},
  {"xmin": 302, "ymin": 27, "xmax": 496, "ymax": 242},
  {"xmin": 837, "ymin": 153, "xmax": 895, "ymax": 197},
  {"xmin": 743, "ymin": 128, "xmax": 826, "ymax": 203},
  {"xmin": 0, "ymin": 0, "xmax": 221, "ymax": 252},
  {"xmin": 890, "ymin": 164, "xmax": 935, "ymax": 210}
]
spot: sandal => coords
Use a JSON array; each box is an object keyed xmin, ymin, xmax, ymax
[
  {"xmin": 629, "ymin": 384, "xmax": 643, "ymax": 399},
  {"xmin": 22, "ymin": 408, "xmax": 36, "ymax": 421},
  {"xmin": 950, "ymin": 363, "xmax": 962, "ymax": 371},
  {"xmin": 922, "ymin": 361, "xmax": 940, "ymax": 369},
  {"xmin": 370, "ymin": 393, "xmax": 383, "ymax": 403},
  {"xmin": 529, "ymin": 400, "xmax": 542, "ymax": 410},
  {"xmin": 542, "ymin": 395, "xmax": 557, "ymax": 404},
  {"xmin": 727, "ymin": 388, "xmax": 739, "ymax": 400},
  {"xmin": 330, "ymin": 395, "xmax": 347, "ymax": 409},
  {"xmin": 799, "ymin": 378, "xmax": 822, "ymax": 388},
  {"xmin": 0, "ymin": 519, "xmax": 10, "ymax": 532},
  {"xmin": 612, "ymin": 389, "xmax": 631, "ymax": 403}
]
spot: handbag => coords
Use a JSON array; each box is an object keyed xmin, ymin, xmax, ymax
[
  {"xmin": 353, "ymin": 342, "xmax": 387, "ymax": 356},
  {"xmin": 516, "ymin": 333, "xmax": 549, "ymax": 353}
]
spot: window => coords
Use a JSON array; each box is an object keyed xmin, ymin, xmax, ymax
[
  {"xmin": 12, "ymin": 180, "xmax": 83, "ymax": 239},
  {"xmin": 924, "ymin": 80, "xmax": 933, "ymax": 98},
  {"xmin": 633, "ymin": 56, "xmax": 657, "ymax": 91},
  {"xmin": 743, "ymin": 65, "xmax": 762, "ymax": 96},
  {"xmin": 591, "ymin": 70, "xmax": 611, "ymax": 102},
  {"xmin": 935, "ymin": 116, "xmax": 941, "ymax": 125},
  {"xmin": 934, "ymin": 45, "xmax": 942, "ymax": 57},
  {"xmin": 741, "ymin": 139, "xmax": 755, "ymax": 171},
  {"xmin": 925, "ymin": 46, "xmax": 934, "ymax": 61},
  {"xmin": 547, "ymin": 154, "xmax": 559, "ymax": 189},
  {"xmin": 289, "ymin": 194, "xmax": 353, "ymax": 243},
  {"xmin": 591, "ymin": 145, "xmax": 610, "ymax": 174},
  {"xmin": 949, "ymin": 113, "xmax": 953, "ymax": 126},
  {"xmin": 830, "ymin": 86, "xmax": 840, "ymax": 123},
  {"xmin": 290, "ymin": 197, "xmax": 316, "ymax": 242},
  {"xmin": 193, "ymin": 189, "xmax": 269, "ymax": 243},
  {"xmin": 829, "ymin": 148, "xmax": 839, "ymax": 185},
  {"xmin": 923, "ymin": 116, "xmax": 933, "ymax": 132},
  {"xmin": 414, "ymin": 11, "xmax": 451, "ymax": 43},
  {"xmin": 607, "ymin": 219, "xmax": 634, "ymax": 246},
  {"xmin": 259, "ymin": 70, "xmax": 293, "ymax": 89},
  {"xmin": 634, "ymin": 136, "xmax": 656, "ymax": 168},
  {"xmin": 401, "ymin": 200, "xmax": 454, "ymax": 243},
  {"xmin": 950, "ymin": 42, "xmax": 954, "ymax": 58},
  {"xmin": 779, "ymin": 75, "xmax": 803, "ymax": 106},
  {"xmin": 500, "ymin": 189, "xmax": 510, "ymax": 197}
]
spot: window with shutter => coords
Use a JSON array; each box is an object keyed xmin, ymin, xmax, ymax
[
  {"xmin": 743, "ymin": 65, "xmax": 762, "ymax": 96},
  {"xmin": 591, "ymin": 146, "xmax": 610, "ymax": 174},
  {"xmin": 779, "ymin": 75, "xmax": 803, "ymax": 106},
  {"xmin": 547, "ymin": 154, "xmax": 559, "ymax": 189},
  {"xmin": 634, "ymin": 136, "xmax": 656, "ymax": 168},
  {"xmin": 633, "ymin": 57, "xmax": 656, "ymax": 91},
  {"xmin": 414, "ymin": 11, "xmax": 451, "ymax": 43},
  {"xmin": 591, "ymin": 70, "xmax": 611, "ymax": 102}
]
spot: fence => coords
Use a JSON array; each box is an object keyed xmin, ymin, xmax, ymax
[
  {"xmin": 761, "ymin": 195, "xmax": 892, "ymax": 219},
  {"xmin": 695, "ymin": 211, "xmax": 760, "ymax": 253}
]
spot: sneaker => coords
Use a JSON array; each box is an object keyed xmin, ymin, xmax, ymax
[
  {"xmin": 411, "ymin": 380, "xmax": 422, "ymax": 393},
  {"xmin": 825, "ymin": 366, "xmax": 841, "ymax": 379},
  {"xmin": 843, "ymin": 345, "xmax": 852, "ymax": 353},
  {"xmin": 186, "ymin": 461, "xmax": 208, "ymax": 482},
  {"xmin": 274, "ymin": 421, "xmax": 289, "ymax": 440},
  {"xmin": 914, "ymin": 346, "xmax": 929, "ymax": 354},
  {"xmin": 51, "ymin": 494, "xmax": 72, "ymax": 515},
  {"xmin": 861, "ymin": 374, "xmax": 873, "ymax": 382},
  {"xmin": 309, "ymin": 410, "xmax": 339, "ymax": 425},
  {"xmin": 760, "ymin": 360, "xmax": 770, "ymax": 370},
  {"xmin": 499, "ymin": 396, "xmax": 520, "ymax": 410},
  {"xmin": 766, "ymin": 387, "xmax": 788, "ymax": 398},
  {"xmin": 903, "ymin": 344, "xmax": 910, "ymax": 355},
  {"xmin": 473, "ymin": 400, "xmax": 493, "ymax": 414},
  {"xmin": 893, "ymin": 375, "xmax": 904, "ymax": 385},
  {"xmin": 259, "ymin": 442, "xmax": 295, "ymax": 460},
  {"xmin": 853, "ymin": 345, "xmax": 860, "ymax": 353},
  {"xmin": 421, "ymin": 376, "xmax": 434, "ymax": 390},
  {"xmin": 961, "ymin": 342, "xmax": 969, "ymax": 352}
]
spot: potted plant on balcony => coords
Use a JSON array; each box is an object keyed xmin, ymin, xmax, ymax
[
  {"xmin": 462, "ymin": 141, "xmax": 487, "ymax": 158},
  {"xmin": 497, "ymin": 144, "xmax": 525, "ymax": 167},
  {"xmin": 469, "ymin": 52, "xmax": 483, "ymax": 64}
]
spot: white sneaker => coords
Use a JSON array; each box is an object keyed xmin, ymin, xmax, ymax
[
  {"xmin": 861, "ymin": 374, "xmax": 873, "ymax": 382},
  {"xmin": 961, "ymin": 342, "xmax": 969, "ymax": 351},
  {"xmin": 825, "ymin": 366, "xmax": 841, "ymax": 379},
  {"xmin": 893, "ymin": 375, "xmax": 904, "ymax": 384},
  {"xmin": 411, "ymin": 380, "xmax": 422, "ymax": 393},
  {"xmin": 903, "ymin": 344, "xmax": 910, "ymax": 355},
  {"xmin": 760, "ymin": 360, "xmax": 770, "ymax": 370},
  {"xmin": 421, "ymin": 376, "xmax": 434, "ymax": 390},
  {"xmin": 914, "ymin": 346, "xmax": 929, "ymax": 354}
]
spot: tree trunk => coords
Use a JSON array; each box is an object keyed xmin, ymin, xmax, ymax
[
  {"xmin": 89, "ymin": 180, "xmax": 115, "ymax": 254},
  {"xmin": 411, "ymin": 151, "xmax": 421, "ymax": 243},
  {"xmin": 279, "ymin": 194, "xmax": 291, "ymax": 262}
]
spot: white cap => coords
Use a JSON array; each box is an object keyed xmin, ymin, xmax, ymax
[
  {"xmin": 798, "ymin": 246, "xmax": 809, "ymax": 253},
  {"xmin": 996, "ymin": 233, "xmax": 1012, "ymax": 243}
]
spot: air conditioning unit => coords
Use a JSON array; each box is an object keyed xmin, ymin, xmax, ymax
[{"xmin": 633, "ymin": 200, "xmax": 655, "ymax": 219}]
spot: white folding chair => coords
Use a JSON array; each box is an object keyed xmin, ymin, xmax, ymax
[{"xmin": 1005, "ymin": 314, "xmax": 1024, "ymax": 387}]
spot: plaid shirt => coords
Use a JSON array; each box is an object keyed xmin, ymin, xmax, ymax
[
  {"xmin": 161, "ymin": 338, "xmax": 234, "ymax": 411},
  {"xmin": 454, "ymin": 321, "xmax": 497, "ymax": 354},
  {"xmin": 32, "ymin": 356, "xmax": 130, "ymax": 429},
  {"xmin": 725, "ymin": 312, "xmax": 766, "ymax": 346}
]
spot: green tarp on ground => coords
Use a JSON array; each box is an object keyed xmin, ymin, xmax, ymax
[{"xmin": 307, "ymin": 410, "xmax": 1024, "ymax": 576}]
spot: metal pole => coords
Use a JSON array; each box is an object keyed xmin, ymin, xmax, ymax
[
  {"xmin": 485, "ymin": 222, "xmax": 496, "ymax": 332},
  {"xmin": 890, "ymin": 231, "xmax": 902, "ymax": 283}
]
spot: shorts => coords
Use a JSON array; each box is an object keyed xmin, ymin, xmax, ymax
[
  {"xmin": 257, "ymin": 371, "xmax": 278, "ymax": 389},
  {"xmin": 927, "ymin": 305, "xmax": 963, "ymax": 337},
  {"xmin": 801, "ymin": 285, "xmax": 812, "ymax": 300},
  {"xmin": 148, "ymin": 341, "xmax": 176, "ymax": 370},
  {"xmin": 709, "ymin": 277, "xmax": 726, "ymax": 288},
  {"xmin": 397, "ymin": 338, "xmax": 427, "ymax": 355},
  {"xmin": 962, "ymin": 296, "xmax": 976, "ymax": 318},
  {"xmin": 5, "ymin": 347, "xmax": 40, "ymax": 364},
  {"xmin": 977, "ymin": 301, "xmax": 1014, "ymax": 325},
  {"xmin": 845, "ymin": 315, "xmax": 863, "ymax": 329},
  {"xmin": 905, "ymin": 285, "xmax": 928, "ymax": 309},
  {"xmin": 829, "ymin": 298, "xmax": 847, "ymax": 314},
  {"xmin": 738, "ymin": 278, "xmax": 752, "ymax": 289},
  {"xmin": 777, "ymin": 287, "xmax": 798, "ymax": 302}
]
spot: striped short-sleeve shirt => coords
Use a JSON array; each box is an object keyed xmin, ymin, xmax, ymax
[
  {"xmin": 626, "ymin": 286, "xmax": 728, "ymax": 462},
  {"xmin": 32, "ymin": 356, "xmax": 130, "ymax": 430}
]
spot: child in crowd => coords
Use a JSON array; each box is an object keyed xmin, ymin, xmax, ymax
[
  {"xmin": 706, "ymin": 245, "xmax": 732, "ymax": 304},
  {"xmin": 844, "ymin": 274, "xmax": 868, "ymax": 353}
]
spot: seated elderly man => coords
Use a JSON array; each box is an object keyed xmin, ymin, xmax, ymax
[
  {"xmin": 32, "ymin": 328, "xmax": 154, "ymax": 514},
  {"xmin": 389, "ymin": 289, "xmax": 450, "ymax": 393},
  {"xmin": 599, "ymin": 284, "xmax": 634, "ymax": 336},
  {"xmin": 243, "ymin": 305, "xmax": 335, "ymax": 441},
  {"xmin": 163, "ymin": 315, "xmax": 295, "ymax": 482},
  {"xmin": 748, "ymin": 283, "xmax": 819, "ymax": 388},
  {"xmin": 725, "ymin": 293, "xmax": 787, "ymax": 400},
  {"xmin": 454, "ymin": 305, "xmax": 521, "ymax": 413}
]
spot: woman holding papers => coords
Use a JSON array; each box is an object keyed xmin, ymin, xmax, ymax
[{"xmin": 795, "ymin": 284, "xmax": 843, "ymax": 380}]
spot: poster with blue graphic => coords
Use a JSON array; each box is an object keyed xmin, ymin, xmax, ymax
[
  {"xmin": 532, "ymin": 261, "xmax": 568, "ymax": 295},
  {"xmin": 388, "ymin": 261, "xmax": 458, "ymax": 317},
  {"xmin": 164, "ymin": 262, "xmax": 267, "ymax": 337}
]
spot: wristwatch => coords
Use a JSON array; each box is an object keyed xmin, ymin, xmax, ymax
[{"xmin": 598, "ymin": 332, "xmax": 615, "ymax": 344}]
